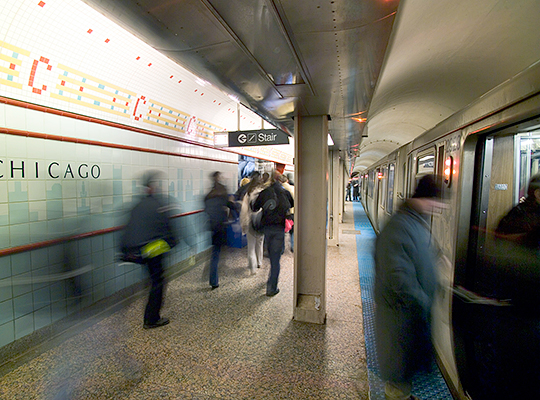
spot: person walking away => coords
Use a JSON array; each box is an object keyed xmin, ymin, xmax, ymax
[
  {"xmin": 240, "ymin": 172, "xmax": 266, "ymax": 274},
  {"xmin": 204, "ymin": 171, "xmax": 234, "ymax": 289},
  {"xmin": 277, "ymin": 173, "xmax": 295, "ymax": 252},
  {"xmin": 374, "ymin": 174, "xmax": 441, "ymax": 400},
  {"xmin": 353, "ymin": 180, "xmax": 360, "ymax": 201},
  {"xmin": 121, "ymin": 170, "xmax": 177, "ymax": 329},
  {"xmin": 253, "ymin": 171, "xmax": 293, "ymax": 296},
  {"xmin": 234, "ymin": 177, "xmax": 251, "ymax": 201}
]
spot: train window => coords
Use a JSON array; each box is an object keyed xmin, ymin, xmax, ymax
[
  {"xmin": 387, "ymin": 163, "xmax": 395, "ymax": 214},
  {"xmin": 376, "ymin": 168, "xmax": 382, "ymax": 205},
  {"xmin": 381, "ymin": 166, "xmax": 387, "ymax": 209},
  {"xmin": 517, "ymin": 132, "xmax": 540, "ymax": 202},
  {"xmin": 368, "ymin": 170, "xmax": 374, "ymax": 198},
  {"xmin": 417, "ymin": 152, "xmax": 435, "ymax": 175}
]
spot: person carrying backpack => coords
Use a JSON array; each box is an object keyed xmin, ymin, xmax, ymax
[{"xmin": 253, "ymin": 171, "xmax": 293, "ymax": 296}]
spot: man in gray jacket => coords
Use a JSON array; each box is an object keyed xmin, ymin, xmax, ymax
[
  {"xmin": 374, "ymin": 174, "xmax": 441, "ymax": 400},
  {"xmin": 121, "ymin": 171, "xmax": 177, "ymax": 329}
]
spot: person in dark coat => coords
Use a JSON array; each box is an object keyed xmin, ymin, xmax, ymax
[
  {"xmin": 253, "ymin": 171, "xmax": 293, "ymax": 296},
  {"xmin": 204, "ymin": 171, "xmax": 234, "ymax": 289},
  {"xmin": 496, "ymin": 172, "xmax": 540, "ymax": 248},
  {"xmin": 121, "ymin": 170, "xmax": 177, "ymax": 329},
  {"xmin": 374, "ymin": 174, "xmax": 441, "ymax": 400},
  {"xmin": 352, "ymin": 180, "xmax": 360, "ymax": 201}
]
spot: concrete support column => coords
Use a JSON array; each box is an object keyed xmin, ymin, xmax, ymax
[
  {"xmin": 293, "ymin": 115, "xmax": 328, "ymax": 324},
  {"xmin": 328, "ymin": 150, "xmax": 341, "ymax": 246}
]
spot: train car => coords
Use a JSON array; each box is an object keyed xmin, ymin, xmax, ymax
[{"xmin": 361, "ymin": 60, "xmax": 540, "ymax": 399}]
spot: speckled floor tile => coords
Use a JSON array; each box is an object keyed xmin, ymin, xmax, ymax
[{"xmin": 0, "ymin": 204, "xmax": 369, "ymax": 399}]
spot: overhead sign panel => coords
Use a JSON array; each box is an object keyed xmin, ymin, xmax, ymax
[{"xmin": 226, "ymin": 129, "xmax": 289, "ymax": 147}]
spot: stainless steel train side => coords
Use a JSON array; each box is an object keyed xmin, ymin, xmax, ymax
[{"xmin": 360, "ymin": 60, "xmax": 540, "ymax": 399}]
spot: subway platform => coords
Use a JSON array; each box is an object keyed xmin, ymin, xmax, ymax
[{"xmin": 0, "ymin": 202, "xmax": 451, "ymax": 399}]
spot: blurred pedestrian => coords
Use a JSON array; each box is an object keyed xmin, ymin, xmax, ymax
[
  {"xmin": 234, "ymin": 177, "xmax": 251, "ymax": 201},
  {"xmin": 240, "ymin": 172, "xmax": 266, "ymax": 274},
  {"xmin": 204, "ymin": 171, "xmax": 235, "ymax": 289},
  {"xmin": 277, "ymin": 173, "xmax": 294, "ymax": 252},
  {"xmin": 121, "ymin": 170, "xmax": 177, "ymax": 329},
  {"xmin": 353, "ymin": 180, "xmax": 360, "ymax": 201},
  {"xmin": 374, "ymin": 174, "xmax": 441, "ymax": 400},
  {"xmin": 253, "ymin": 171, "xmax": 293, "ymax": 296}
]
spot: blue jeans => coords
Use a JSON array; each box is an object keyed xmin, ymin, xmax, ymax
[
  {"xmin": 209, "ymin": 244, "xmax": 221, "ymax": 287},
  {"xmin": 263, "ymin": 225, "xmax": 285, "ymax": 294}
]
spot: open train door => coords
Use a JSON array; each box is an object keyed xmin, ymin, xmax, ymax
[{"xmin": 452, "ymin": 129, "xmax": 540, "ymax": 399}]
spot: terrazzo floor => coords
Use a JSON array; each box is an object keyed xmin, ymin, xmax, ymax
[{"xmin": 0, "ymin": 203, "xmax": 369, "ymax": 399}]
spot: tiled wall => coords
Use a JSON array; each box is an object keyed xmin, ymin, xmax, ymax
[
  {"xmin": 0, "ymin": 0, "xmax": 244, "ymax": 348},
  {"xmin": 0, "ymin": 103, "xmax": 238, "ymax": 348}
]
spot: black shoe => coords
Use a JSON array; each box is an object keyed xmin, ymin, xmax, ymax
[
  {"xmin": 211, "ymin": 285, "xmax": 219, "ymax": 290},
  {"xmin": 266, "ymin": 289, "xmax": 280, "ymax": 297},
  {"xmin": 143, "ymin": 317, "xmax": 169, "ymax": 329}
]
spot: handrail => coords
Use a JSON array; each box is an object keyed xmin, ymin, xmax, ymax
[{"xmin": 0, "ymin": 209, "xmax": 204, "ymax": 257}]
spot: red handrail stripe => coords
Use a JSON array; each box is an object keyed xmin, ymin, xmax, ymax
[
  {"xmin": 0, "ymin": 95, "xmax": 289, "ymax": 166},
  {"xmin": 0, "ymin": 126, "xmax": 238, "ymax": 164},
  {"xmin": 0, "ymin": 210, "xmax": 204, "ymax": 257},
  {"xmin": 0, "ymin": 96, "xmax": 233, "ymax": 153}
]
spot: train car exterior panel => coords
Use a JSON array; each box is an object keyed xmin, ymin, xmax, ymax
[{"xmin": 361, "ymin": 60, "xmax": 540, "ymax": 399}]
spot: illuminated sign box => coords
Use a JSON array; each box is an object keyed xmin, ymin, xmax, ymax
[{"xmin": 214, "ymin": 129, "xmax": 290, "ymax": 147}]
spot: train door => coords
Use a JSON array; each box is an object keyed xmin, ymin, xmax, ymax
[
  {"xmin": 387, "ymin": 163, "xmax": 395, "ymax": 215},
  {"xmin": 366, "ymin": 169, "xmax": 376, "ymax": 223},
  {"xmin": 453, "ymin": 129, "xmax": 540, "ymax": 399},
  {"xmin": 377, "ymin": 165, "xmax": 387, "ymax": 228},
  {"xmin": 372, "ymin": 167, "xmax": 381, "ymax": 230}
]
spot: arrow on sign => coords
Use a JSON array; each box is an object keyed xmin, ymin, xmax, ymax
[{"xmin": 237, "ymin": 133, "xmax": 247, "ymax": 144}]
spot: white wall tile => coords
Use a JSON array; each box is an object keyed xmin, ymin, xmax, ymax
[
  {"xmin": 27, "ymin": 181, "xmax": 46, "ymax": 201},
  {"xmin": 62, "ymin": 181, "xmax": 77, "ymax": 199},
  {"xmin": 4, "ymin": 105, "xmax": 26, "ymax": 131},
  {"xmin": 90, "ymin": 197, "xmax": 103, "ymax": 214},
  {"xmin": 75, "ymin": 144, "xmax": 89, "ymax": 161},
  {"xmin": 5, "ymin": 136, "xmax": 27, "ymax": 159},
  {"xmin": 59, "ymin": 117, "xmax": 76, "ymax": 139},
  {"xmin": 44, "ymin": 140, "xmax": 64, "ymax": 161},
  {"xmin": 0, "ymin": 104, "xmax": 6, "ymax": 128},
  {"xmin": 8, "ymin": 181, "xmax": 28, "ymax": 202},
  {"xmin": 25, "ymin": 110, "xmax": 45, "ymax": 134},
  {"xmin": 101, "ymin": 180, "xmax": 113, "ymax": 197},
  {"xmin": 27, "ymin": 139, "xmax": 46, "ymax": 160},
  {"xmin": 28, "ymin": 201, "xmax": 47, "ymax": 222},
  {"xmin": 0, "ymin": 182, "xmax": 7, "ymax": 203},
  {"xmin": 42, "ymin": 113, "xmax": 62, "ymax": 137},
  {"xmin": 88, "ymin": 146, "xmax": 102, "ymax": 164},
  {"xmin": 63, "ymin": 199, "xmax": 77, "ymax": 218},
  {"xmin": 88, "ymin": 180, "xmax": 103, "ymax": 197},
  {"xmin": 0, "ymin": 204, "xmax": 8, "ymax": 226}
]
